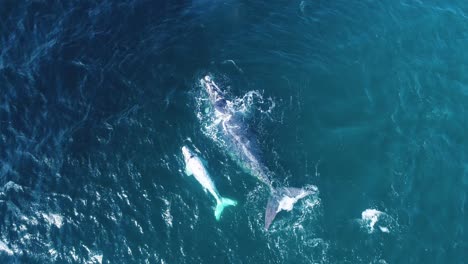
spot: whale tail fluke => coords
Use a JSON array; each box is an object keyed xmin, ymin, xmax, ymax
[
  {"xmin": 215, "ymin": 197, "xmax": 238, "ymax": 220},
  {"xmin": 265, "ymin": 187, "xmax": 314, "ymax": 230}
]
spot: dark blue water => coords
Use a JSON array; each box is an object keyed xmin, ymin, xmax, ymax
[{"xmin": 1, "ymin": 1, "xmax": 467, "ymax": 263}]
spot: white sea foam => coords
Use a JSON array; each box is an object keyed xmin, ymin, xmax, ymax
[
  {"xmin": 162, "ymin": 198, "xmax": 173, "ymax": 228},
  {"xmin": 48, "ymin": 248, "xmax": 58, "ymax": 259},
  {"xmin": 89, "ymin": 253, "xmax": 103, "ymax": 264},
  {"xmin": 361, "ymin": 209, "xmax": 381, "ymax": 232},
  {"xmin": 360, "ymin": 209, "xmax": 391, "ymax": 234},
  {"xmin": 3, "ymin": 181, "xmax": 23, "ymax": 193},
  {"xmin": 0, "ymin": 240, "xmax": 13, "ymax": 256},
  {"xmin": 42, "ymin": 213, "xmax": 63, "ymax": 228},
  {"xmin": 82, "ymin": 244, "xmax": 103, "ymax": 264}
]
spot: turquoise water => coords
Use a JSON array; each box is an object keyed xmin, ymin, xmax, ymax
[{"xmin": 0, "ymin": 0, "xmax": 467, "ymax": 263}]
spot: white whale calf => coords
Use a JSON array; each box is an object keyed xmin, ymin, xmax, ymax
[{"xmin": 182, "ymin": 146, "xmax": 237, "ymax": 220}]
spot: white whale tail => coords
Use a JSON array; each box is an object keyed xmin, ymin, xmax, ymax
[
  {"xmin": 264, "ymin": 187, "xmax": 313, "ymax": 229},
  {"xmin": 215, "ymin": 197, "xmax": 238, "ymax": 220}
]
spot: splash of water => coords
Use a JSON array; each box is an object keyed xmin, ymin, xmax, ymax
[
  {"xmin": 193, "ymin": 75, "xmax": 275, "ymax": 150},
  {"xmin": 360, "ymin": 209, "xmax": 396, "ymax": 234}
]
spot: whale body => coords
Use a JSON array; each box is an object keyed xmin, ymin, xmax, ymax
[
  {"xmin": 201, "ymin": 76, "xmax": 315, "ymax": 229},
  {"xmin": 182, "ymin": 145, "xmax": 237, "ymax": 220}
]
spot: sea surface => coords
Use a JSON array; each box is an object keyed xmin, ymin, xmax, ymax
[{"xmin": 1, "ymin": 0, "xmax": 467, "ymax": 263}]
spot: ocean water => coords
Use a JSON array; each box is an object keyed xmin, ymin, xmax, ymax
[{"xmin": 1, "ymin": 0, "xmax": 467, "ymax": 263}]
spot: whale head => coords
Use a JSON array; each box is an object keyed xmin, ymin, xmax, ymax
[
  {"xmin": 182, "ymin": 146, "xmax": 195, "ymax": 163},
  {"xmin": 201, "ymin": 76, "xmax": 230, "ymax": 114},
  {"xmin": 201, "ymin": 75, "xmax": 223, "ymax": 102}
]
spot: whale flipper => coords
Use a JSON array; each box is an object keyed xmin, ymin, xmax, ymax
[
  {"xmin": 265, "ymin": 187, "xmax": 312, "ymax": 229},
  {"xmin": 185, "ymin": 166, "xmax": 193, "ymax": 176}
]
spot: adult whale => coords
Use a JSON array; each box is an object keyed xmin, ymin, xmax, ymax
[
  {"xmin": 182, "ymin": 145, "xmax": 237, "ymax": 220},
  {"xmin": 200, "ymin": 76, "xmax": 314, "ymax": 229}
]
